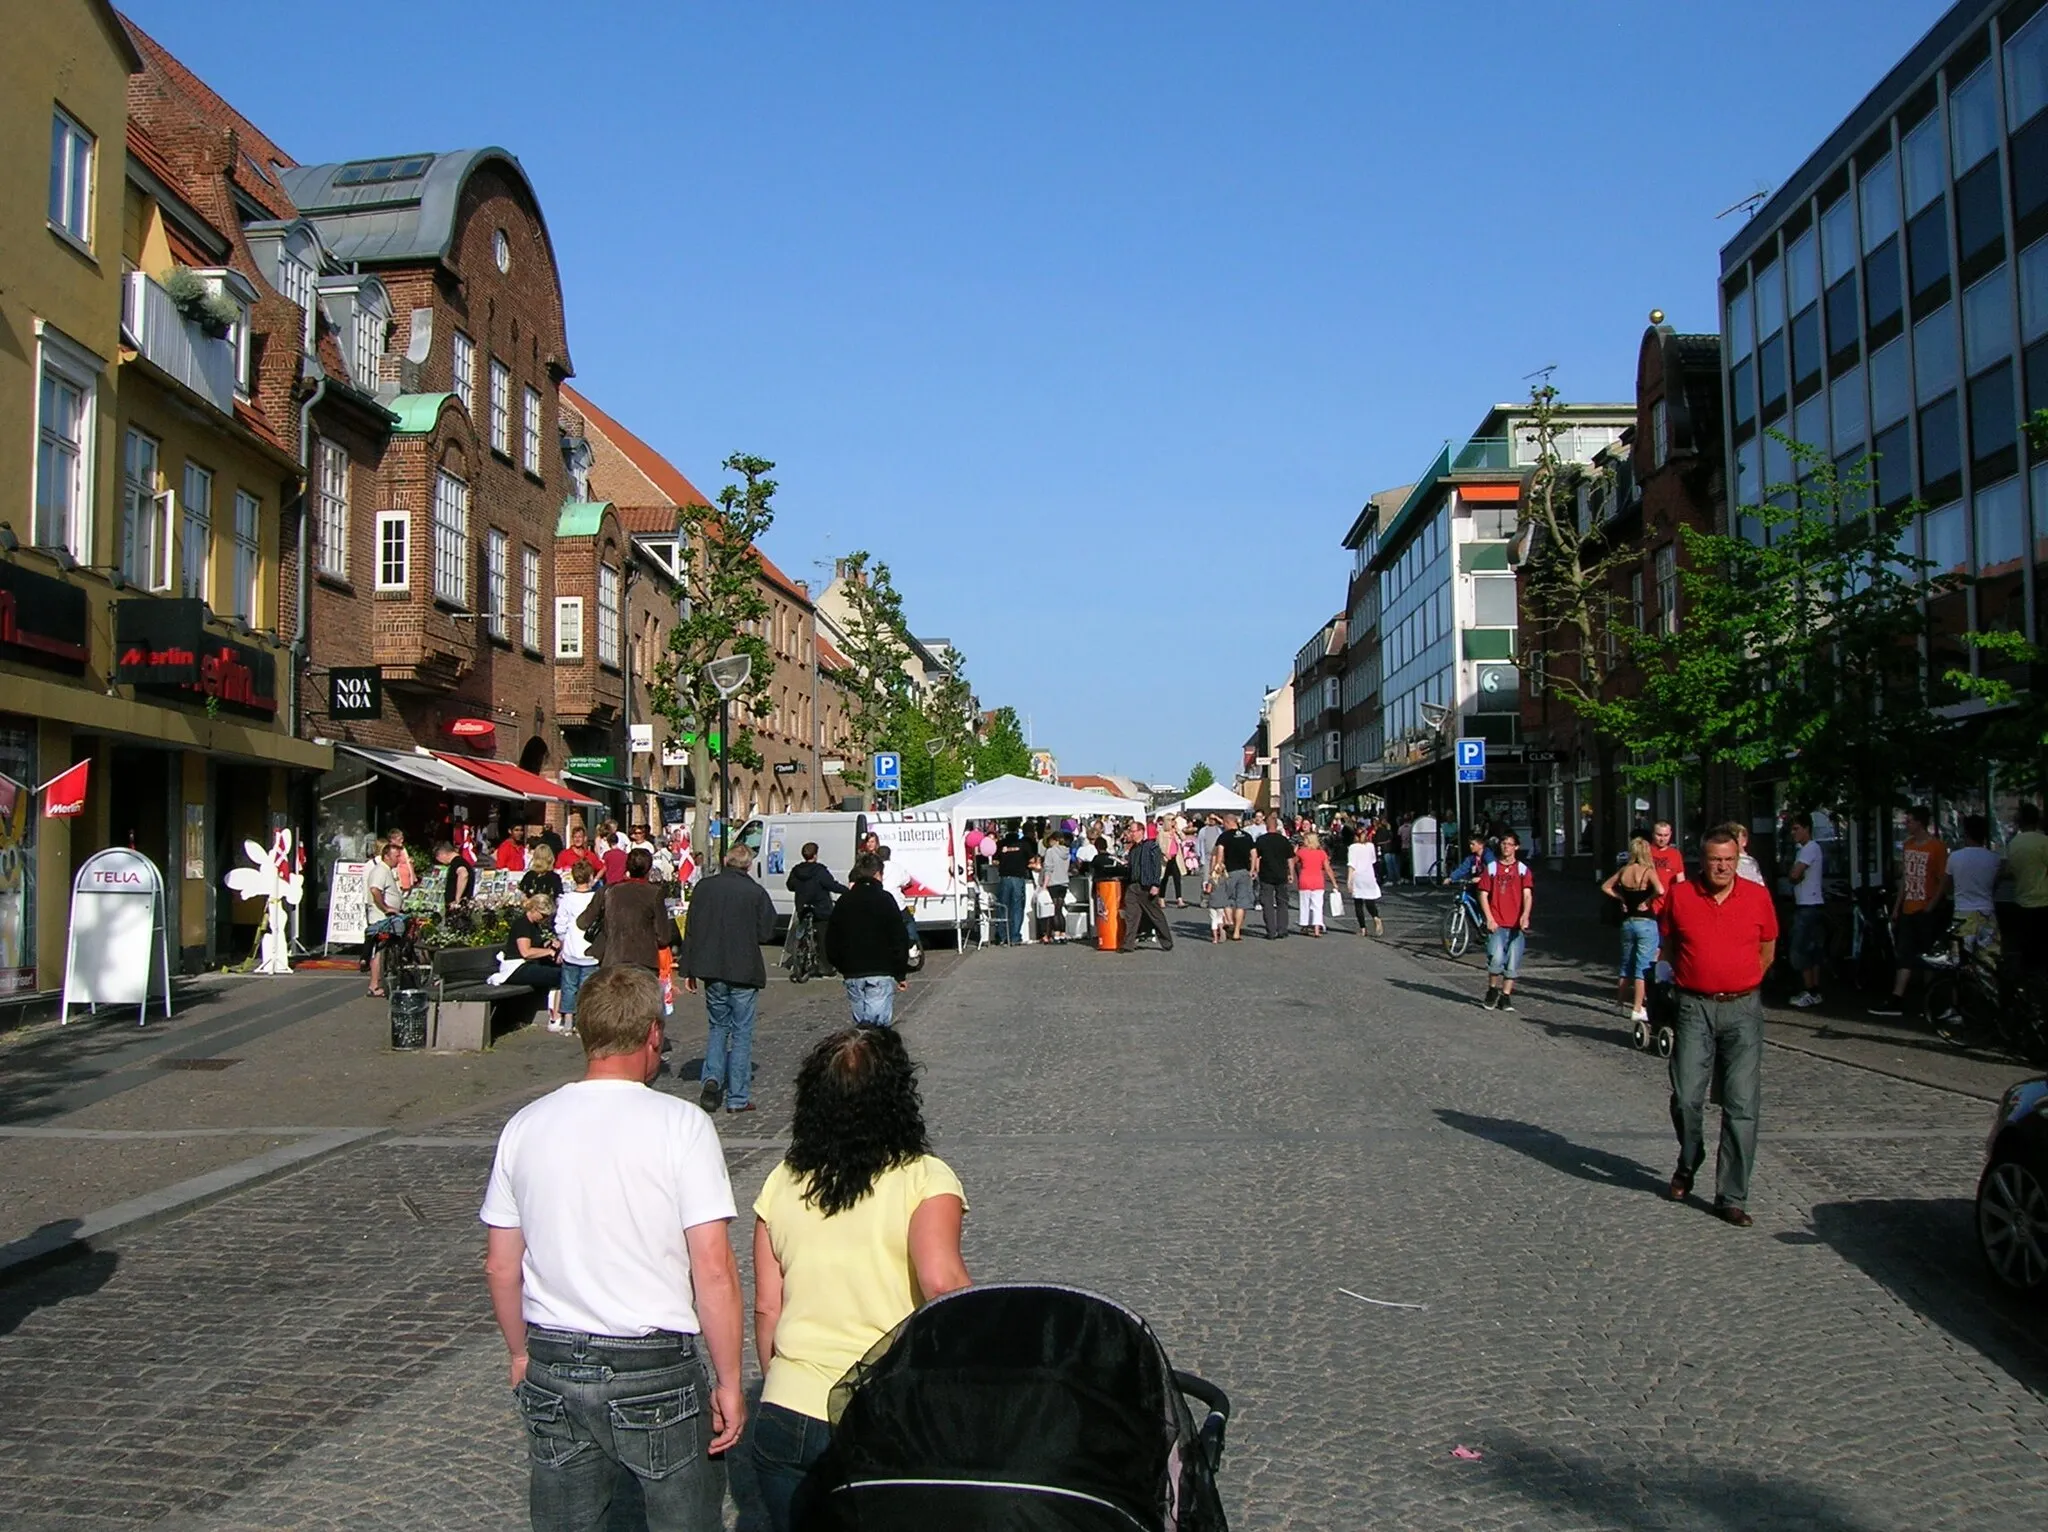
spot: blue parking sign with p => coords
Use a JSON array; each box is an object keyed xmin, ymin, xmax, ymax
[
  {"xmin": 1456, "ymin": 738, "xmax": 1485, "ymax": 769},
  {"xmin": 1295, "ymin": 773, "xmax": 1313, "ymax": 802},
  {"xmin": 873, "ymin": 751, "xmax": 901, "ymax": 791}
]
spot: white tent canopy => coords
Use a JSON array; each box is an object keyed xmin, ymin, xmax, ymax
[
  {"xmin": 1156, "ymin": 782, "xmax": 1255, "ymax": 816},
  {"xmin": 912, "ymin": 774, "xmax": 1149, "ymax": 821}
]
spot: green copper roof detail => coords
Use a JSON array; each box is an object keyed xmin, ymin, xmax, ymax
[
  {"xmin": 387, "ymin": 393, "xmax": 454, "ymax": 434},
  {"xmin": 556, "ymin": 500, "xmax": 611, "ymax": 537}
]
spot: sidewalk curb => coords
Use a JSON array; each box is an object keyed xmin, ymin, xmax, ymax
[{"xmin": 0, "ymin": 1125, "xmax": 392, "ymax": 1288}]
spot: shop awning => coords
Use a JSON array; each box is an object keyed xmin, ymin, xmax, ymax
[
  {"xmin": 434, "ymin": 752, "xmax": 597, "ymax": 805},
  {"xmin": 336, "ymin": 744, "xmax": 526, "ymax": 801}
]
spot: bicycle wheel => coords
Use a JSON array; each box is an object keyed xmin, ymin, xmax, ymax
[
  {"xmin": 1442, "ymin": 902, "xmax": 1469, "ymax": 959},
  {"xmin": 1924, "ymin": 972, "xmax": 1967, "ymax": 1043}
]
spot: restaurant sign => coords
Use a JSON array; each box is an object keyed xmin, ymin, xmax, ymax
[
  {"xmin": 113, "ymin": 599, "xmax": 277, "ymax": 718},
  {"xmin": 0, "ymin": 559, "xmax": 88, "ymax": 674}
]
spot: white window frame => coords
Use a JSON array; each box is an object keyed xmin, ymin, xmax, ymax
[
  {"xmin": 555, "ymin": 596, "xmax": 585, "ymax": 660},
  {"xmin": 33, "ymin": 330, "xmax": 97, "ymax": 558},
  {"xmin": 314, "ymin": 438, "xmax": 349, "ymax": 580},
  {"xmin": 1654, "ymin": 543, "xmax": 1679, "ymax": 635},
  {"xmin": 486, "ymin": 529, "xmax": 509, "ymax": 641},
  {"xmin": 522, "ymin": 546, "xmax": 541, "ymax": 649},
  {"xmin": 598, "ymin": 562, "xmax": 622, "ymax": 668},
  {"xmin": 488, "ymin": 359, "xmax": 511, "ymax": 455},
  {"xmin": 49, "ymin": 107, "xmax": 94, "ymax": 248},
  {"xmin": 180, "ymin": 462, "xmax": 212, "ymax": 602},
  {"xmin": 375, "ymin": 511, "xmax": 410, "ymax": 591},
  {"xmin": 432, "ymin": 469, "xmax": 468, "ymax": 605},
  {"xmin": 121, "ymin": 428, "xmax": 172, "ymax": 592},
  {"xmin": 352, "ymin": 308, "xmax": 382, "ymax": 392},
  {"xmin": 522, "ymin": 386, "xmax": 542, "ymax": 473},
  {"xmin": 452, "ymin": 331, "xmax": 475, "ymax": 415},
  {"xmin": 1649, "ymin": 399, "xmax": 1669, "ymax": 469},
  {"xmin": 230, "ymin": 490, "xmax": 260, "ymax": 620}
]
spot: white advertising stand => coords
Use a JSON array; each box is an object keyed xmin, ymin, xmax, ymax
[{"xmin": 62, "ymin": 847, "xmax": 172, "ymax": 1025}]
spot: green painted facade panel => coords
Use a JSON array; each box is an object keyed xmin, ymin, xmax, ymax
[{"xmin": 1463, "ymin": 628, "xmax": 1515, "ymax": 660}]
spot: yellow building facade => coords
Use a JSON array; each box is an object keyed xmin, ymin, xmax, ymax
[{"xmin": 0, "ymin": 0, "xmax": 327, "ymax": 1003}]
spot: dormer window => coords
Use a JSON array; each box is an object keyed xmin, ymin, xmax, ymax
[
  {"xmin": 193, "ymin": 269, "xmax": 258, "ymax": 398},
  {"xmin": 353, "ymin": 305, "xmax": 384, "ymax": 392},
  {"xmin": 317, "ymin": 274, "xmax": 392, "ymax": 396}
]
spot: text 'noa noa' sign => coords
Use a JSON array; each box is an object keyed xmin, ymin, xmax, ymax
[{"xmin": 330, "ymin": 667, "xmax": 382, "ymax": 719}]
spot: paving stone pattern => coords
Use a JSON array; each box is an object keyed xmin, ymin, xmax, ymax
[{"xmin": 1, "ymin": 927, "xmax": 2044, "ymax": 1529}]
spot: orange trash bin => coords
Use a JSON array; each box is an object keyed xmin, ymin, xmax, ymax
[{"xmin": 1095, "ymin": 879, "xmax": 1122, "ymax": 951}]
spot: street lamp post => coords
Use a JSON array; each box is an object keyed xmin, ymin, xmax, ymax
[{"xmin": 705, "ymin": 653, "xmax": 753, "ymax": 860}]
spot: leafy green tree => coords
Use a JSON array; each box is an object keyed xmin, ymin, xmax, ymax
[
  {"xmin": 646, "ymin": 454, "xmax": 777, "ymax": 850},
  {"xmin": 1577, "ymin": 438, "xmax": 1961, "ymax": 819},
  {"xmin": 915, "ymin": 646, "xmax": 979, "ymax": 801},
  {"xmin": 973, "ymin": 706, "xmax": 1032, "ymax": 782},
  {"xmin": 833, "ymin": 551, "xmax": 914, "ymax": 782},
  {"xmin": 1185, "ymin": 761, "xmax": 1217, "ymax": 795}
]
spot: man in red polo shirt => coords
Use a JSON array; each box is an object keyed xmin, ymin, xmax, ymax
[
  {"xmin": 1476, "ymin": 832, "xmax": 1534, "ymax": 1013},
  {"xmin": 1661, "ymin": 827, "xmax": 1777, "ymax": 1227},
  {"xmin": 494, "ymin": 823, "xmax": 528, "ymax": 873},
  {"xmin": 1648, "ymin": 820, "xmax": 1685, "ymax": 914}
]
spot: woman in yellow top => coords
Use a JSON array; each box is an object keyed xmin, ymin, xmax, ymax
[{"xmin": 751, "ymin": 1026, "xmax": 971, "ymax": 1531}]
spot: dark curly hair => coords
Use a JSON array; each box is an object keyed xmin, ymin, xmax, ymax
[{"xmin": 784, "ymin": 1027, "xmax": 931, "ymax": 1216}]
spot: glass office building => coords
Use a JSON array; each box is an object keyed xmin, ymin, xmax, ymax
[{"xmin": 1721, "ymin": 0, "xmax": 2048, "ymax": 684}]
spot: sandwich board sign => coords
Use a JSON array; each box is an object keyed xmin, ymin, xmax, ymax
[
  {"xmin": 63, "ymin": 847, "xmax": 172, "ymax": 1024},
  {"xmin": 325, "ymin": 860, "xmax": 370, "ymax": 947}
]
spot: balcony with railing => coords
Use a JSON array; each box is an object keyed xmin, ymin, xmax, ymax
[{"xmin": 123, "ymin": 272, "xmax": 237, "ymax": 417}]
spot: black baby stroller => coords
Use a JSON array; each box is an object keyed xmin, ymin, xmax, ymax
[{"xmin": 795, "ymin": 1283, "xmax": 1231, "ymax": 1530}]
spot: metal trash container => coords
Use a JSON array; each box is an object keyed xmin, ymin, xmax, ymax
[{"xmin": 390, "ymin": 988, "xmax": 429, "ymax": 1050}]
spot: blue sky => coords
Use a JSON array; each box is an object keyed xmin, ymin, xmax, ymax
[{"xmin": 125, "ymin": 0, "xmax": 1945, "ymax": 786}]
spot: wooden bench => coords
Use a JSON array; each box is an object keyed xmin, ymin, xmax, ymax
[{"xmin": 428, "ymin": 948, "xmax": 541, "ymax": 1052}]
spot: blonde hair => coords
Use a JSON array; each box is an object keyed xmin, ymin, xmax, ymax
[
  {"xmin": 527, "ymin": 843, "xmax": 555, "ymax": 874},
  {"xmin": 523, "ymin": 892, "xmax": 556, "ymax": 921},
  {"xmin": 576, "ymin": 967, "xmax": 662, "ymax": 1059},
  {"xmin": 1627, "ymin": 836, "xmax": 1655, "ymax": 871}
]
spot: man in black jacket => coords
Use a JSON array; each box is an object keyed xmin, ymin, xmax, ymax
[
  {"xmin": 785, "ymin": 842, "xmax": 847, "ymax": 925},
  {"xmin": 678, "ymin": 845, "xmax": 777, "ymax": 1114},
  {"xmin": 1119, "ymin": 824, "xmax": 1175, "ymax": 953},
  {"xmin": 825, "ymin": 853, "xmax": 911, "ymax": 1026}
]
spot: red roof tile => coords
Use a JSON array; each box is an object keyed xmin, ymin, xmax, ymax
[
  {"xmin": 815, "ymin": 634, "xmax": 852, "ymax": 672},
  {"xmin": 122, "ymin": 13, "xmax": 299, "ymax": 222},
  {"xmin": 234, "ymin": 397, "xmax": 288, "ymax": 453},
  {"xmin": 565, "ymin": 383, "xmax": 813, "ymax": 607},
  {"xmin": 617, "ymin": 505, "xmax": 684, "ymax": 535}
]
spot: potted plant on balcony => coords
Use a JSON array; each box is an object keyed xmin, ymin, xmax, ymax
[{"xmin": 160, "ymin": 266, "xmax": 241, "ymax": 339}]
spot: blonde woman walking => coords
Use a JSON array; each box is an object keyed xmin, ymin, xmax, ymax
[{"xmin": 1601, "ymin": 836, "xmax": 1667, "ymax": 1023}]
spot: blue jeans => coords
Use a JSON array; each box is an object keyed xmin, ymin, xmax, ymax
[
  {"xmin": 702, "ymin": 982, "xmax": 759, "ymax": 1109},
  {"xmin": 1486, "ymin": 924, "xmax": 1526, "ymax": 979},
  {"xmin": 516, "ymin": 1326, "xmax": 720, "ymax": 1532},
  {"xmin": 997, "ymin": 876, "xmax": 1028, "ymax": 943},
  {"xmin": 750, "ymin": 1400, "xmax": 833, "ymax": 1532},
  {"xmin": 845, "ymin": 975, "xmax": 896, "ymax": 1026},
  {"xmin": 557, "ymin": 960, "xmax": 596, "ymax": 1016},
  {"xmin": 1668, "ymin": 988, "xmax": 1764, "ymax": 1209},
  {"xmin": 1618, "ymin": 917, "xmax": 1659, "ymax": 980}
]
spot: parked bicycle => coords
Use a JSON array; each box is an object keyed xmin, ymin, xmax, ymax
[
  {"xmin": 1442, "ymin": 880, "xmax": 1487, "ymax": 959},
  {"xmin": 1922, "ymin": 918, "xmax": 2048, "ymax": 1062},
  {"xmin": 782, "ymin": 908, "xmax": 828, "ymax": 983},
  {"xmin": 370, "ymin": 915, "xmax": 431, "ymax": 992}
]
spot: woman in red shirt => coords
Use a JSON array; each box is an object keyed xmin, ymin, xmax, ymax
[{"xmin": 1293, "ymin": 832, "xmax": 1337, "ymax": 937}]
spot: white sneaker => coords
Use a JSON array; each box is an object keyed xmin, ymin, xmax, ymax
[
  {"xmin": 1629, "ymin": 1007, "xmax": 1649, "ymax": 1023},
  {"xmin": 1788, "ymin": 991, "xmax": 1821, "ymax": 1008}
]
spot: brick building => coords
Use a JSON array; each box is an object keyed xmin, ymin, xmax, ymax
[
  {"xmin": 1286, "ymin": 615, "xmax": 1346, "ymax": 818},
  {"xmin": 1518, "ymin": 322, "xmax": 1726, "ymax": 873},
  {"xmin": 565, "ymin": 386, "xmax": 843, "ymax": 821}
]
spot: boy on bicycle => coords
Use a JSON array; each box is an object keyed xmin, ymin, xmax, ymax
[{"xmin": 787, "ymin": 842, "xmax": 848, "ymax": 929}]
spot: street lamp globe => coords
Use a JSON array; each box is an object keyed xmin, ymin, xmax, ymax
[{"xmin": 705, "ymin": 653, "xmax": 752, "ymax": 698}]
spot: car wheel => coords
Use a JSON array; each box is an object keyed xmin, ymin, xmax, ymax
[{"xmin": 1978, "ymin": 1153, "xmax": 2048, "ymax": 1295}]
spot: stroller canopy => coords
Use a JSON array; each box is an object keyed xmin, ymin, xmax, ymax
[{"xmin": 799, "ymin": 1283, "xmax": 1228, "ymax": 1531}]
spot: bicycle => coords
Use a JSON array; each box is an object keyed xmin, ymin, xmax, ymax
[
  {"xmin": 1923, "ymin": 918, "xmax": 2048, "ymax": 1061},
  {"xmin": 782, "ymin": 908, "xmax": 828, "ymax": 984},
  {"xmin": 1442, "ymin": 880, "xmax": 1486, "ymax": 959},
  {"xmin": 369, "ymin": 915, "xmax": 431, "ymax": 993}
]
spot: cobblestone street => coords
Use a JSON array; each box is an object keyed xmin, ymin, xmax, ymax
[{"xmin": 2, "ymin": 917, "xmax": 2044, "ymax": 1530}]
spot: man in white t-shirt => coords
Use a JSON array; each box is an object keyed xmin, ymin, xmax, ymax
[
  {"xmin": 363, "ymin": 842, "xmax": 406, "ymax": 998},
  {"xmin": 1948, "ymin": 813, "xmax": 2003, "ymax": 960},
  {"xmin": 481, "ymin": 966, "xmax": 743, "ymax": 1531},
  {"xmin": 1786, "ymin": 814, "xmax": 1828, "ymax": 1007}
]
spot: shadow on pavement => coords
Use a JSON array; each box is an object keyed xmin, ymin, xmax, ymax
[
  {"xmin": 1476, "ymin": 1426, "xmax": 1885, "ymax": 1530},
  {"xmin": 1807, "ymin": 1197, "xmax": 2048, "ymax": 1398},
  {"xmin": 0, "ymin": 1225, "xmax": 118, "ymax": 1338},
  {"xmin": 1435, "ymin": 1109, "xmax": 1668, "ymax": 1197}
]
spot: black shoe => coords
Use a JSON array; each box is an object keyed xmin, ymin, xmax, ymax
[
  {"xmin": 1481, "ymin": 989, "xmax": 1500, "ymax": 1010},
  {"xmin": 1868, "ymin": 1001, "xmax": 1904, "ymax": 1017},
  {"xmin": 1497, "ymin": 997, "xmax": 1517, "ymax": 1014},
  {"xmin": 699, "ymin": 1077, "xmax": 724, "ymax": 1113}
]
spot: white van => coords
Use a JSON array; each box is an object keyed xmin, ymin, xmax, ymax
[{"xmin": 733, "ymin": 810, "xmax": 969, "ymax": 937}]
